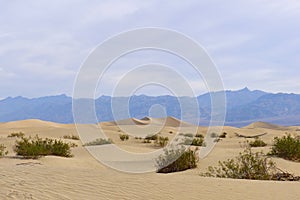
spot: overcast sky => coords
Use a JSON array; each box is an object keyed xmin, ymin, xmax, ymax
[{"xmin": 0, "ymin": 0, "xmax": 299, "ymax": 98}]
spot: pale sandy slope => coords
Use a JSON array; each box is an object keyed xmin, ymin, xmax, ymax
[{"xmin": 0, "ymin": 119, "xmax": 300, "ymax": 200}]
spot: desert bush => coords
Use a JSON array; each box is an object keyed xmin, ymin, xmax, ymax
[
  {"xmin": 143, "ymin": 139, "xmax": 151, "ymax": 143},
  {"xmin": 119, "ymin": 134, "xmax": 129, "ymax": 141},
  {"xmin": 195, "ymin": 133, "xmax": 204, "ymax": 138},
  {"xmin": 145, "ymin": 134, "xmax": 158, "ymax": 141},
  {"xmin": 156, "ymin": 136, "xmax": 169, "ymax": 147},
  {"xmin": 204, "ymin": 147, "xmax": 277, "ymax": 180},
  {"xmin": 249, "ymin": 138, "xmax": 267, "ymax": 147},
  {"xmin": 182, "ymin": 137, "xmax": 205, "ymax": 146},
  {"xmin": 192, "ymin": 138, "xmax": 205, "ymax": 146},
  {"xmin": 269, "ymin": 135, "xmax": 300, "ymax": 161},
  {"xmin": 63, "ymin": 135, "xmax": 79, "ymax": 140},
  {"xmin": 0, "ymin": 144, "xmax": 8, "ymax": 157},
  {"xmin": 84, "ymin": 138, "xmax": 113, "ymax": 146},
  {"xmin": 156, "ymin": 147, "xmax": 198, "ymax": 173},
  {"xmin": 8, "ymin": 132, "xmax": 25, "ymax": 138},
  {"xmin": 210, "ymin": 132, "xmax": 219, "ymax": 138},
  {"xmin": 169, "ymin": 131, "xmax": 173, "ymax": 134},
  {"xmin": 183, "ymin": 133, "xmax": 194, "ymax": 137},
  {"xmin": 14, "ymin": 135, "xmax": 73, "ymax": 159},
  {"xmin": 219, "ymin": 132, "xmax": 227, "ymax": 138}
]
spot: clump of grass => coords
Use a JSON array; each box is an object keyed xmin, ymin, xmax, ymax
[
  {"xmin": 8, "ymin": 132, "xmax": 25, "ymax": 138},
  {"xmin": 204, "ymin": 147, "xmax": 277, "ymax": 180},
  {"xmin": 249, "ymin": 138, "xmax": 267, "ymax": 147},
  {"xmin": 63, "ymin": 135, "xmax": 79, "ymax": 140},
  {"xmin": 156, "ymin": 147, "xmax": 198, "ymax": 173},
  {"xmin": 14, "ymin": 135, "xmax": 73, "ymax": 159},
  {"xmin": 119, "ymin": 134, "xmax": 129, "ymax": 141},
  {"xmin": 0, "ymin": 144, "xmax": 8, "ymax": 157},
  {"xmin": 156, "ymin": 136, "xmax": 169, "ymax": 147},
  {"xmin": 84, "ymin": 138, "xmax": 113, "ymax": 146},
  {"xmin": 269, "ymin": 134, "xmax": 300, "ymax": 162}
]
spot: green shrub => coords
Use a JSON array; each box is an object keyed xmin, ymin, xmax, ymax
[
  {"xmin": 204, "ymin": 147, "xmax": 277, "ymax": 180},
  {"xmin": 0, "ymin": 144, "xmax": 8, "ymax": 157},
  {"xmin": 14, "ymin": 135, "xmax": 73, "ymax": 159},
  {"xmin": 249, "ymin": 138, "xmax": 267, "ymax": 147},
  {"xmin": 269, "ymin": 135, "xmax": 300, "ymax": 161},
  {"xmin": 84, "ymin": 138, "xmax": 113, "ymax": 146},
  {"xmin": 119, "ymin": 134, "xmax": 129, "ymax": 141},
  {"xmin": 156, "ymin": 147, "xmax": 198, "ymax": 173},
  {"xmin": 63, "ymin": 135, "xmax": 79, "ymax": 140},
  {"xmin": 145, "ymin": 134, "xmax": 158, "ymax": 141},
  {"xmin": 8, "ymin": 132, "xmax": 25, "ymax": 138},
  {"xmin": 156, "ymin": 136, "xmax": 169, "ymax": 147}
]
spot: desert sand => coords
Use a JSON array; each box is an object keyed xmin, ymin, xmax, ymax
[{"xmin": 1, "ymin": 117, "xmax": 300, "ymax": 200}]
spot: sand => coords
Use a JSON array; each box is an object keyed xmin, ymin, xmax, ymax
[{"xmin": 0, "ymin": 118, "xmax": 300, "ymax": 199}]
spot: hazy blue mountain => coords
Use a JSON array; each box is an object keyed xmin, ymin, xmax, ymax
[{"xmin": 0, "ymin": 88, "xmax": 299, "ymax": 126}]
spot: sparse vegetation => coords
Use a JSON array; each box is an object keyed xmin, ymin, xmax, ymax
[
  {"xmin": 8, "ymin": 132, "xmax": 25, "ymax": 138},
  {"xmin": 145, "ymin": 134, "xmax": 158, "ymax": 141},
  {"xmin": 219, "ymin": 132, "xmax": 227, "ymax": 138},
  {"xmin": 210, "ymin": 132, "xmax": 219, "ymax": 138},
  {"xmin": 84, "ymin": 138, "xmax": 113, "ymax": 146},
  {"xmin": 195, "ymin": 133, "xmax": 204, "ymax": 138},
  {"xmin": 143, "ymin": 139, "xmax": 151, "ymax": 143},
  {"xmin": 169, "ymin": 131, "xmax": 173, "ymax": 134},
  {"xmin": 63, "ymin": 135, "xmax": 79, "ymax": 140},
  {"xmin": 14, "ymin": 135, "xmax": 73, "ymax": 159},
  {"xmin": 156, "ymin": 147, "xmax": 198, "ymax": 173},
  {"xmin": 183, "ymin": 133, "xmax": 194, "ymax": 137},
  {"xmin": 156, "ymin": 136, "xmax": 169, "ymax": 147},
  {"xmin": 192, "ymin": 138, "xmax": 205, "ymax": 146},
  {"xmin": 0, "ymin": 144, "xmax": 8, "ymax": 157},
  {"xmin": 204, "ymin": 147, "xmax": 277, "ymax": 180},
  {"xmin": 249, "ymin": 138, "xmax": 267, "ymax": 147},
  {"xmin": 119, "ymin": 134, "xmax": 129, "ymax": 141},
  {"xmin": 182, "ymin": 137, "xmax": 205, "ymax": 146},
  {"xmin": 269, "ymin": 134, "xmax": 300, "ymax": 162}
]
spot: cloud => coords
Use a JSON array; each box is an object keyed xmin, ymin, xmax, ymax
[{"xmin": 0, "ymin": 0, "xmax": 299, "ymax": 97}]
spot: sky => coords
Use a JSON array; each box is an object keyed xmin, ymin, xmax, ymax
[{"xmin": 0, "ymin": 0, "xmax": 300, "ymax": 98}]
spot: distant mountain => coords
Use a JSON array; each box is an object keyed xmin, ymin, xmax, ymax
[{"xmin": 0, "ymin": 88, "xmax": 299, "ymax": 126}]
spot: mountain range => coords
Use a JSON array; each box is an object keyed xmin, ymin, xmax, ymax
[{"xmin": 1, "ymin": 87, "xmax": 299, "ymax": 127}]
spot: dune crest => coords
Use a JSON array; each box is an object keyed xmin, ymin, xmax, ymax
[
  {"xmin": 1, "ymin": 119, "xmax": 67, "ymax": 128},
  {"xmin": 243, "ymin": 121, "xmax": 289, "ymax": 130}
]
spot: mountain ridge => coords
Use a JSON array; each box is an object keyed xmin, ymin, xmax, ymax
[{"xmin": 1, "ymin": 88, "xmax": 299, "ymax": 127}]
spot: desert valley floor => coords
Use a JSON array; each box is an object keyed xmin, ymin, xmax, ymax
[{"xmin": 0, "ymin": 117, "xmax": 300, "ymax": 200}]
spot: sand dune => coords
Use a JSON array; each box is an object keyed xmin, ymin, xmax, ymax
[
  {"xmin": 1, "ymin": 118, "xmax": 300, "ymax": 199},
  {"xmin": 243, "ymin": 121, "xmax": 289, "ymax": 130},
  {"xmin": 104, "ymin": 116, "xmax": 193, "ymax": 127}
]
